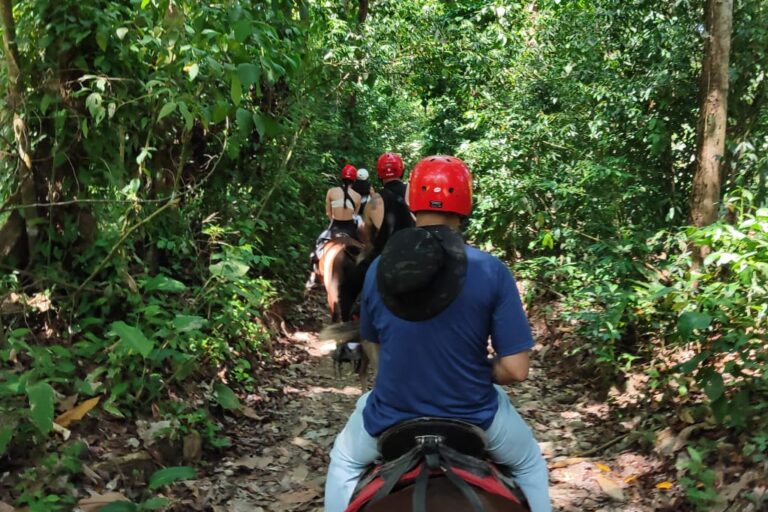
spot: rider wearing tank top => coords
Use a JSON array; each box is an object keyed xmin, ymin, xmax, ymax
[
  {"xmin": 361, "ymin": 153, "xmax": 415, "ymax": 258},
  {"xmin": 307, "ymin": 164, "xmax": 361, "ymax": 288},
  {"xmin": 325, "ymin": 164, "xmax": 362, "ymax": 239}
]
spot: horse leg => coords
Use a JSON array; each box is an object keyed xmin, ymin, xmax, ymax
[
  {"xmin": 357, "ymin": 349, "xmax": 370, "ymax": 390},
  {"xmin": 359, "ymin": 340, "xmax": 379, "ymax": 390}
]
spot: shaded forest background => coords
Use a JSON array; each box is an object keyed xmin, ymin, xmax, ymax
[{"xmin": 0, "ymin": 0, "xmax": 766, "ymax": 509}]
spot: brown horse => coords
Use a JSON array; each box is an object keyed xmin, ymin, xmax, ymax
[
  {"xmin": 317, "ymin": 234, "xmax": 364, "ymax": 323},
  {"xmin": 345, "ymin": 418, "xmax": 530, "ymax": 512},
  {"xmin": 316, "ymin": 235, "xmax": 376, "ymax": 387},
  {"xmin": 364, "ymin": 478, "xmax": 528, "ymax": 511}
]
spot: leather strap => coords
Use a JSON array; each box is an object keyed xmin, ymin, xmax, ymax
[{"xmin": 412, "ymin": 463, "xmax": 430, "ymax": 512}]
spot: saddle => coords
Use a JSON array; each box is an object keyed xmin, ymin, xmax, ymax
[
  {"xmin": 316, "ymin": 232, "xmax": 362, "ymax": 260},
  {"xmin": 345, "ymin": 418, "xmax": 528, "ymax": 512}
]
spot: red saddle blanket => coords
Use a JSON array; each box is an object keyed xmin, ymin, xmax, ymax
[{"xmin": 345, "ymin": 462, "xmax": 519, "ymax": 512}]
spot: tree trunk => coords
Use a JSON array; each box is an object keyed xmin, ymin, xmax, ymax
[
  {"xmin": 689, "ymin": 0, "xmax": 733, "ymax": 266},
  {"xmin": 357, "ymin": 0, "xmax": 369, "ymax": 24},
  {"xmin": 0, "ymin": 0, "xmax": 39, "ymax": 266}
]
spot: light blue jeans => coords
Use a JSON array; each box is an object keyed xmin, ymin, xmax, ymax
[{"xmin": 325, "ymin": 385, "xmax": 551, "ymax": 512}]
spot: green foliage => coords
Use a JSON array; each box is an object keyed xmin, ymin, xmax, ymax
[
  {"xmin": 1, "ymin": 0, "xmax": 767, "ymax": 508},
  {"xmin": 148, "ymin": 466, "xmax": 196, "ymax": 490}
]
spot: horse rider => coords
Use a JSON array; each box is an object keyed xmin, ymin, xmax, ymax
[
  {"xmin": 351, "ymin": 168, "xmax": 374, "ymax": 232},
  {"xmin": 308, "ymin": 164, "xmax": 362, "ymax": 288},
  {"xmin": 360, "ymin": 152, "xmax": 415, "ymax": 260},
  {"xmin": 324, "ymin": 156, "xmax": 551, "ymax": 512}
]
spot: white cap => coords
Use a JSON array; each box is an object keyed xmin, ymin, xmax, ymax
[{"xmin": 357, "ymin": 168, "xmax": 369, "ymax": 180}]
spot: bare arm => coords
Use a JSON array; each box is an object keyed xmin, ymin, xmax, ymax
[
  {"xmin": 492, "ymin": 351, "xmax": 530, "ymax": 384},
  {"xmin": 362, "ymin": 195, "xmax": 380, "ymax": 241}
]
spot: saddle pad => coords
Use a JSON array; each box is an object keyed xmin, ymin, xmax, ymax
[{"xmin": 345, "ymin": 463, "xmax": 519, "ymax": 512}]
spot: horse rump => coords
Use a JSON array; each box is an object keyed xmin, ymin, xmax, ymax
[{"xmin": 319, "ymin": 320, "xmax": 361, "ymax": 344}]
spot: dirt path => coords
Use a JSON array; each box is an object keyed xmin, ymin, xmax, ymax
[
  {"xmin": 182, "ymin": 297, "xmax": 686, "ymax": 512},
  {"xmin": 199, "ymin": 343, "xmax": 664, "ymax": 512}
]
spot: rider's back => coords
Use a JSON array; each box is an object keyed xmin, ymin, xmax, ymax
[
  {"xmin": 327, "ymin": 186, "xmax": 360, "ymax": 221},
  {"xmin": 359, "ymin": 246, "xmax": 533, "ymax": 437},
  {"xmin": 370, "ymin": 180, "xmax": 414, "ymax": 255}
]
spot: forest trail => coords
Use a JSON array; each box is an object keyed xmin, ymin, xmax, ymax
[{"xmin": 182, "ymin": 296, "xmax": 680, "ymax": 512}]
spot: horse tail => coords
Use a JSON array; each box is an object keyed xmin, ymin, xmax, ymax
[{"xmin": 319, "ymin": 320, "xmax": 361, "ymax": 343}]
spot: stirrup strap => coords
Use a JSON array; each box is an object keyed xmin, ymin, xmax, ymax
[
  {"xmin": 412, "ymin": 463, "xmax": 430, "ymax": 512},
  {"xmin": 369, "ymin": 442, "xmax": 488, "ymax": 512},
  {"xmin": 441, "ymin": 459, "xmax": 486, "ymax": 512},
  {"xmin": 370, "ymin": 446, "xmax": 422, "ymax": 503}
]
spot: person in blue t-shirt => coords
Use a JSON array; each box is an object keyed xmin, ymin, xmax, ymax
[{"xmin": 324, "ymin": 156, "xmax": 551, "ymax": 512}]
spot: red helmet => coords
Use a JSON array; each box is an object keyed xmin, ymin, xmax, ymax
[
  {"xmin": 340, "ymin": 164, "xmax": 357, "ymax": 181},
  {"xmin": 376, "ymin": 152, "xmax": 404, "ymax": 180},
  {"xmin": 408, "ymin": 156, "xmax": 472, "ymax": 216}
]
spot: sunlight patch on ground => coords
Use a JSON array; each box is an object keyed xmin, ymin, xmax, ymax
[
  {"xmin": 306, "ymin": 385, "xmax": 361, "ymax": 397},
  {"xmin": 289, "ymin": 331, "xmax": 315, "ymax": 343}
]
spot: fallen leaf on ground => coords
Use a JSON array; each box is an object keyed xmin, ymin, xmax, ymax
[
  {"xmin": 711, "ymin": 471, "xmax": 758, "ymax": 512},
  {"xmin": 292, "ymin": 464, "xmax": 309, "ymax": 483},
  {"xmin": 595, "ymin": 463, "xmax": 612, "ymax": 473},
  {"xmin": 183, "ymin": 432, "xmax": 203, "ymax": 462},
  {"xmin": 595, "ymin": 474, "xmax": 625, "ymax": 501},
  {"xmin": 655, "ymin": 481, "xmax": 674, "ymax": 489},
  {"xmin": 0, "ymin": 501, "xmax": 14, "ymax": 512},
  {"xmin": 624, "ymin": 475, "xmax": 639, "ymax": 484},
  {"xmin": 233, "ymin": 455, "xmax": 273, "ymax": 470},
  {"xmin": 654, "ymin": 427, "xmax": 676, "ymax": 456},
  {"xmin": 55, "ymin": 396, "xmax": 101, "ymax": 427},
  {"xmin": 58, "ymin": 394, "xmax": 79, "ymax": 412},
  {"xmin": 136, "ymin": 419, "xmax": 172, "ymax": 446},
  {"xmin": 51, "ymin": 422, "xmax": 71, "ymax": 440},
  {"xmin": 279, "ymin": 489, "xmax": 319, "ymax": 504},
  {"xmin": 291, "ymin": 437, "xmax": 312, "ymax": 449},
  {"xmin": 242, "ymin": 406, "xmax": 265, "ymax": 421},
  {"xmin": 78, "ymin": 492, "xmax": 130, "ymax": 512},
  {"xmin": 549, "ymin": 457, "xmax": 590, "ymax": 469}
]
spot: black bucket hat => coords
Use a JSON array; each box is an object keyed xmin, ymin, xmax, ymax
[{"xmin": 376, "ymin": 225, "xmax": 467, "ymax": 321}]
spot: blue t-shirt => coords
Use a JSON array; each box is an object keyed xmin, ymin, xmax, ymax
[{"xmin": 360, "ymin": 245, "xmax": 534, "ymax": 436}]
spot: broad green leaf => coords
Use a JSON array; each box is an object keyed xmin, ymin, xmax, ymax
[
  {"xmin": 116, "ymin": 27, "xmax": 129, "ymax": 40},
  {"xmin": 96, "ymin": 31, "xmax": 108, "ymax": 51},
  {"xmin": 148, "ymin": 466, "xmax": 196, "ymax": 490},
  {"xmin": 703, "ymin": 372, "xmax": 725, "ymax": 401},
  {"xmin": 111, "ymin": 322, "xmax": 154, "ymax": 358},
  {"xmin": 140, "ymin": 0, "xmax": 151, "ymax": 8},
  {"xmin": 172, "ymin": 315, "xmax": 206, "ymax": 333},
  {"xmin": 212, "ymin": 102, "xmax": 229, "ymax": 124},
  {"xmin": 141, "ymin": 497, "xmax": 170, "ymax": 510},
  {"xmin": 27, "ymin": 381, "xmax": 55, "ymax": 435},
  {"xmin": 100, "ymin": 502, "xmax": 138, "ymax": 512},
  {"xmin": 0, "ymin": 419, "xmax": 17, "ymax": 456},
  {"xmin": 687, "ymin": 446, "xmax": 703, "ymax": 464},
  {"xmin": 230, "ymin": 75, "xmax": 242, "ymax": 106},
  {"xmin": 213, "ymin": 382, "xmax": 240, "ymax": 410},
  {"xmin": 178, "ymin": 101, "xmax": 193, "ymax": 131},
  {"xmin": 253, "ymin": 113, "xmax": 280, "ymax": 139},
  {"xmin": 209, "ymin": 259, "xmax": 249, "ymax": 279},
  {"xmin": 236, "ymin": 107, "xmax": 253, "ymax": 136},
  {"xmin": 158, "ymin": 102, "xmax": 177, "ymax": 121},
  {"xmin": 143, "ymin": 274, "xmax": 186, "ymax": 293},
  {"xmin": 86, "ymin": 92, "xmax": 104, "ymax": 122},
  {"xmin": 233, "ymin": 19, "xmax": 252, "ymax": 43},
  {"xmin": 677, "ymin": 312, "xmax": 712, "ymax": 339},
  {"xmin": 186, "ymin": 63, "xmax": 199, "ymax": 81},
  {"xmin": 40, "ymin": 94, "xmax": 54, "ymax": 114},
  {"xmin": 237, "ymin": 63, "xmax": 260, "ymax": 88}
]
